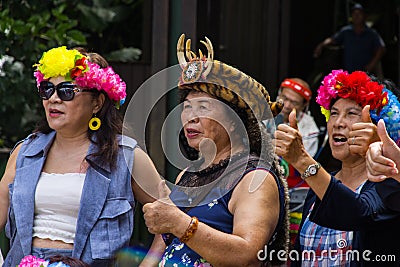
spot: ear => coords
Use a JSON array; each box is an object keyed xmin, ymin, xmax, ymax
[{"xmin": 93, "ymin": 93, "xmax": 106, "ymax": 113}]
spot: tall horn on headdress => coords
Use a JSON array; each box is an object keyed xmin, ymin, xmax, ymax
[
  {"xmin": 201, "ymin": 36, "xmax": 214, "ymax": 78},
  {"xmin": 177, "ymin": 34, "xmax": 187, "ymax": 68},
  {"xmin": 185, "ymin": 39, "xmax": 194, "ymax": 61}
]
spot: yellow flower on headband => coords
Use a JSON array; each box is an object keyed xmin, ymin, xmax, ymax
[
  {"xmin": 36, "ymin": 46, "xmax": 84, "ymax": 80},
  {"xmin": 321, "ymin": 107, "xmax": 330, "ymax": 122}
]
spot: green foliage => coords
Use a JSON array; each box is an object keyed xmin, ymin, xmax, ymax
[
  {"xmin": 0, "ymin": 1, "xmax": 87, "ymax": 147},
  {"xmin": 107, "ymin": 47, "xmax": 142, "ymax": 63},
  {"xmin": 0, "ymin": 0, "xmax": 143, "ymax": 147}
]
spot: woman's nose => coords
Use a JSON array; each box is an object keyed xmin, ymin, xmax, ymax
[
  {"xmin": 187, "ymin": 113, "xmax": 199, "ymax": 123},
  {"xmin": 48, "ymin": 89, "xmax": 61, "ymax": 102},
  {"xmin": 332, "ymin": 115, "xmax": 346, "ymax": 128},
  {"xmin": 182, "ymin": 108, "xmax": 200, "ymax": 124}
]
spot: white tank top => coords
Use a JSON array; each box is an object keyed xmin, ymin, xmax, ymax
[{"xmin": 33, "ymin": 172, "xmax": 85, "ymax": 244}]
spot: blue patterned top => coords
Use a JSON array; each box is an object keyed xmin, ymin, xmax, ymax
[{"xmin": 159, "ymin": 153, "xmax": 285, "ymax": 267}]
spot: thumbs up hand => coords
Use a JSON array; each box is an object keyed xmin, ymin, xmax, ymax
[
  {"xmin": 274, "ymin": 109, "xmax": 310, "ymax": 167},
  {"xmin": 366, "ymin": 120, "xmax": 400, "ymax": 182},
  {"xmin": 143, "ymin": 180, "xmax": 183, "ymax": 234},
  {"xmin": 348, "ymin": 105, "xmax": 380, "ymax": 157}
]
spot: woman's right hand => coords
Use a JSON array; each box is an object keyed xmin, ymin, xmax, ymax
[
  {"xmin": 274, "ymin": 109, "xmax": 310, "ymax": 167},
  {"xmin": 142, "ymin": 180, "xmax": 191, "ymax": 237}
]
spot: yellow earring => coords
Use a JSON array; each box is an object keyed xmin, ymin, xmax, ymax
[{"xmin": 89, "ymin": 114, "xmax": 101, "ymax": 131}]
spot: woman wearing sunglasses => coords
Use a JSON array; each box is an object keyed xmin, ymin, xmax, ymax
[{"xmin": 0, "ymin": 46, "xmax": 161, "ymax": 266}]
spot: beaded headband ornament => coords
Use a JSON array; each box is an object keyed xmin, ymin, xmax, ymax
[
  {"xmin": 316, "ymin": 69, "xmax": 400, "ymax": 145},
  {"xmin": 280, "ymin": 78, "xmax": 312, "ymax": 101},
  {"xmin": 33, "ymin": 46, "xmax": 126, "ymax": 108},
  {"xmin": 176, "ymin": 34, "xmax": 283, "ymax": 120}
]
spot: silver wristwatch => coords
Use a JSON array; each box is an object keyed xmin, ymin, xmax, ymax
[{"xmin": 301, "ymin": 162, "xmax": 321, "ymax": 180}]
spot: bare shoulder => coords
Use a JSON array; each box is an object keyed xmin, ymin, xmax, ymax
[
  {"xmin": 229, "ymin": 169, "xmax": 279, "ymax": 212},
  {"xmin": 1, "ymin": 142, "xmax": 23, "ymax": 186},
  {"xmin": 238, "ymin": 169, "xmax": 278, "ymax": 194}
]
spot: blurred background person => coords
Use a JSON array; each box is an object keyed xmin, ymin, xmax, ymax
[{"xmin": 314, "ymin": 3, "xmax": 386, "ymax": 77}]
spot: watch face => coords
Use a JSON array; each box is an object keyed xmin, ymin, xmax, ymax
[{"xmin": 309, "ymin": 166, "xmax": 317, "ymax": 175}]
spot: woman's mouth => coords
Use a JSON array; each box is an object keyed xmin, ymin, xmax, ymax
[
  {"xmin": 185, "ymin": 128, "xmax": 201, "ymax": 138},
  {"xmin": 49, "ymin": 108, "xmax": 63, "ymax": 117},
  {"xmin": 332, "ymin": 134, "xmax": 348, "ymax": 145}
]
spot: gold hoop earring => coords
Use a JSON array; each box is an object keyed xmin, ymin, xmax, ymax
[{"xmin": 89, "ymin": 115, "xmax": 101, "ymax": 131}]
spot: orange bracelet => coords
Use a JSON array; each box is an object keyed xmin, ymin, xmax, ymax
[{"xmin": 179, "ymin": 216, "xmax": 199, "ymax": 243}]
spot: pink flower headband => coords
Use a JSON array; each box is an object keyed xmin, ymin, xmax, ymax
[{"xmin": 34, "ymin": 46, "xmax": 126, "ymax": 108}]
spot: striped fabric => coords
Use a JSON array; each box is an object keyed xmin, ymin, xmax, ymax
[{"xmin": 299, "ymin": 183, "xmax": 364, "ymax": 266}]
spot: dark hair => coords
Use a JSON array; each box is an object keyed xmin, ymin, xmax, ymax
[
  {"xmin": 47, "ymin": 255, "xmax": 90, "ymax": 267},
  {"xmin": 34, "ymin": 47, "xmax": 123, "ymax": 169}
]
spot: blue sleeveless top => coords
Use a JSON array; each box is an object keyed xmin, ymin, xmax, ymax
[{"xmin": 160, "ymin": 153, "xmax": 286, "ymax": 267}]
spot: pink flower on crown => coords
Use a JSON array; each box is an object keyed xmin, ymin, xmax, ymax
[
  {"xmin": 18, "ymin": 255, "xmax": 48, "ymax": 267},
  {"xmin": 75, "ymin": 61, "xmax": 126, "ymax": 104},
  {"xmin": 34, "ymin": 71, "xmax": 45, "ymax": 87},
  {"xmin": 316, "ymin": 69, "xmax": 348, "ymax": 110}
]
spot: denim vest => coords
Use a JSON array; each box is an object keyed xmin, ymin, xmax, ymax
[{"xmin": 4, "ymin": 131, "xmax": 137, "ymax": 266}]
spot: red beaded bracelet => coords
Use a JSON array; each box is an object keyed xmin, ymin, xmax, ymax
[{"xmin": 179, "ymin": 216, "xmax": 199, "ymax": 243}]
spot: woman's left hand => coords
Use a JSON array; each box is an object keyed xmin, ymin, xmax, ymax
[
  {"xmin": 274, "ymin": 109, "xmax": 309, "ymax": 167},
  {"xmin": 366, "ymin": 120, "xmax": 400, "ymax": 182},
  {"xmin": 143, "ymin": 180, "xmax": 189, "ymax": 235},
  {"xmin": 348, "ymin": 105, "xmax": 379, "ymax": 157}
]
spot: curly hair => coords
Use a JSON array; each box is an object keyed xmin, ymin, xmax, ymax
[{"xmin": 34, "ymin": 47, "xmax": 123, "ymax": 170}]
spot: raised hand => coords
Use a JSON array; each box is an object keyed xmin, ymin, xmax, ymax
[
  {"xmin": 143, "ymin": 180, "xmax": 184, "ymax": 234},
  {"xmin": 348, "ymin": 105, "xmax": 379, "ymax": 156},
  {"xmin": 366, "ymin": 119, "xmax": 400, "ymax": 182},
  {"xmin": 274, "ymin": 109, "xmax": 309, "ymax": 167}
]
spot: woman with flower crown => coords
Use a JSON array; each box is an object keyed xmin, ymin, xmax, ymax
[
  {"xmin": 0, "ymin": 46, "xmax": 161, "ymax": 266},
  {"xmin": 275, "ymin": 70, "xmax": 400, "ymax": 266}
]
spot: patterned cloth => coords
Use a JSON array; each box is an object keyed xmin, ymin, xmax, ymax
[
  {"xmin": 299, "ymin": 183, "xmax": 364, "ymax": 267},
  {"xmin": 159, "ymin": 154, "xmax": 286, "ymax": 266}
]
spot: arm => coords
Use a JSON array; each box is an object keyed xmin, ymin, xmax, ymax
[
  {"xmin": 0, "ymin": 143, "xmax": 22, "ymax": 229},
  {"xmin": 275, "ymin": 110, "xmax": 331, "ymax": 200},
  {"xmin": 131, "ymin": 148, "xmax": 162, "ymax": 204},
  {"xmin": 308, "ymin": 177, "xmax": 396, "ymax": 231},
  {"xmin": 313, "ymin": 37, "xmax": 335, "ymax": 58},
  {"xmin": 139, "ymin": 171, "xmax": 186, "ymax": 266},
  {"xmin": 143, "ymin": 170, "xmax": 280, "ymax": 267},
  {"xmin": 139, "ymin": 234, "xmax": 166, "ymax": 267},
  {"xmin": 375, "ymin": 179, "xmax": 400, "ymax": 213}
]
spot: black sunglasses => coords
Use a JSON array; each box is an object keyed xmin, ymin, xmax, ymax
[{"xmin": 38, "ymin": 81, "xmax": 91, "ymax": 101}]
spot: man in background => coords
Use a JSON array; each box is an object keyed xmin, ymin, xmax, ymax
[{"xmin": 314, "ymin": 3, "xmax": 385, "ymax": 77}]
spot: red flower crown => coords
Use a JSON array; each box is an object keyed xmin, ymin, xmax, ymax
[{"xmin": 316, "ymin": 70, "xmax": 388, "ymax": 120}]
